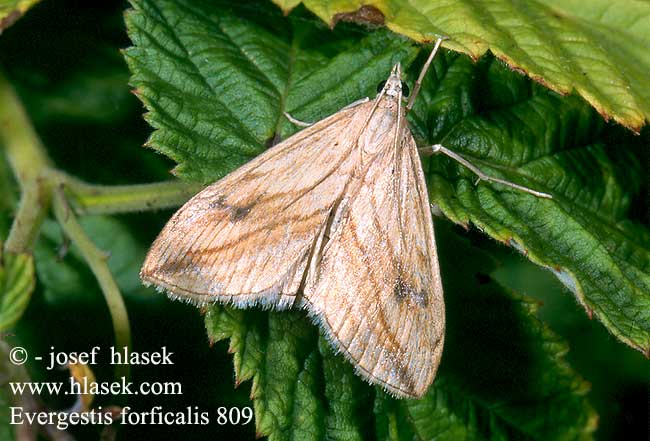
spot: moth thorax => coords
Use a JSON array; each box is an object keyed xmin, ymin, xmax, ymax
[{"xmin": 360, "ymin": 108, "xmax": 400, "ymax": 154}]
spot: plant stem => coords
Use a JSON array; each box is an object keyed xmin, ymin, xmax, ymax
[
  {"xmin": 0, "ymin": 72, "xmax": 53, "ymax": 254},
  {"xmin": 65, "ymin": 177, "xmax": 202, "ymax": 215},
  {"xmin": 52, "ymin": 185, "xmax": 131, "ymax": 382},
  {"xmin": 0, "ymin": 72, "xmax": 52, "ymax": 185},
  {"xmin": 4, "ymin": 179, "xmax": 51, "ymax": 254}
]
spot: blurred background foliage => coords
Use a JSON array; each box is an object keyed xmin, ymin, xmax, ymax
[{"xmin": 0, "ymin": 1, "xmax": 647, "ymax": 440}]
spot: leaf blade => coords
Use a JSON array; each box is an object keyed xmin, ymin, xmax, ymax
[
  {"xmin": 0, "ymin": 250, "xmax": 34, "ymax": 332},
  {"xmin": 416, "ymin": 51, "xmax": 650, "ymax": 354},
  {"xmin": 279, "ymin": 0, "xmax": 650, "ymax": 131}
]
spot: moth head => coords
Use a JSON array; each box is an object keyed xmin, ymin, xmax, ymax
[{"xmin": 376, "ymin": 63, "xmax": 410, "ymax": 99}]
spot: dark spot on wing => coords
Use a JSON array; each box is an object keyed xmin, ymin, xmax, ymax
[
  {"xmin": 230, "ymin": 205, "xmax": 252, "ymax": 221},
  {"xmin": 392, "ymin": 358, "xmax": 416, "ymax": 393},
  {"xmin": 393, "ymin": 274, "xmax": 429, "ymax": 307},
  {"xmin": 393, "ymin": 274, "xmax": 408, "ymax": 300},
  {"xmin": 208, "ymin": 195, "xmax": 227, "ymax": 209},
  {"xmin": 150, "ymin": 255, "xmax": 194, "ymax": 276},
  {"xmin": 209, "ymin": 195, "xmax": 253, "ymax": 222}
]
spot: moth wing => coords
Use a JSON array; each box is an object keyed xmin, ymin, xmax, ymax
[
  {"xmin": 141, "ymin": 103, "xmax": 372, "ymax": 307},
  {"xmin": 303, "ymin": 134, "xmax": 444, "ymax": 398}
]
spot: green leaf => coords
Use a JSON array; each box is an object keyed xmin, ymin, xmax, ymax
[
  {"xmin": 206, "ymin": 224, "xmax": 597, "ymax": 440},
  {"xmin": 0, "ymin": 0, "xmax": 40, "ymax": 33},
  {"xmin": 124, "ymin": 0, "xmax": 417, "ymax": 183},
  {"xmin": 0, "ymin": 249, "xmax": 34, "ymax": 331},
  {"xmin": 431, "ymin": 227, "xmax": 597, "ymax": 440},
  {"xmin": 274, "ymin": 0, "xmax": 650, "ymax": 132},
  {"xmin": 412, "ymin": 50, "xmax": 650, "ymax": 355}
]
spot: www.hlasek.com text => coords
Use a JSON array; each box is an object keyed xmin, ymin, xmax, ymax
[{"xmin": 10, "ymin": 375, "xmax": 182, "ymax": 396}]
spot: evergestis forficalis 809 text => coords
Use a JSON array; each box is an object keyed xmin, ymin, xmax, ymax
[{"xmin": 140, "ymin": 38, "xmax": 551, "ymax": 399}]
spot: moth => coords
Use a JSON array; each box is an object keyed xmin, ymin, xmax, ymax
[{"xmin": 141, "ymin": 38, "xmax": 550, "ymax": 398}]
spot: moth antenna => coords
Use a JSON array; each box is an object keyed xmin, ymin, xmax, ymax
[
  {"xmin": 342, "ymin": 97, "xmax": 371, "ymax": 110},
  {"xmin": 285, "ymin": 98, "xmax": 370, "ymax": 130},
  {"xmin": 283, "ymin": 111, "xmax": 313, "ymax": 127},
  {"xmin": 406, "ymin": 36, "xmax": 448, "ymax": 113},
  {"xmin": 424, "ymin": 144, "xmax": 553, "ymax": 199}
]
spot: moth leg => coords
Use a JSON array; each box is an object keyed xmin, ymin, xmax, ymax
[
  {"xmin": 422, "ymin": 143, "xmax": 553, "ymax": 199},
  {"xmin": 283, "ymin": 112, "xmax": 313, "ymax": 127},
  {"xmin": 406, "ymin": 36, "xmax": 449, "ymax": 112}
]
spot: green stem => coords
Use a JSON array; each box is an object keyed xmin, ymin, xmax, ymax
[
  {"xmin": 52, "ymin": 185, "xmax": 131, "ymax": 382},
  {"xmin": 0, "ymin": 72, "xmax": 53, "ymax": 255},
  {"xmin": 0, "ymin": 72, "xmax": 52, "ymax": 185},
  {"xmin": 4, "ymin": 179, "xmax": 50, "ymax": 254},
  {"xmin": 65, "ymin": 177, "xmax": 202, "ymax": 215}
]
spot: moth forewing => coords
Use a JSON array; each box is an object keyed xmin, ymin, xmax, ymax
[
  {"xmin": 141, "ymin": 58, "xmax": 446, "ymax": 399},
  {"xmin": 140, "ymin": 104, "xmax": 365, "ymax": 307}
]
